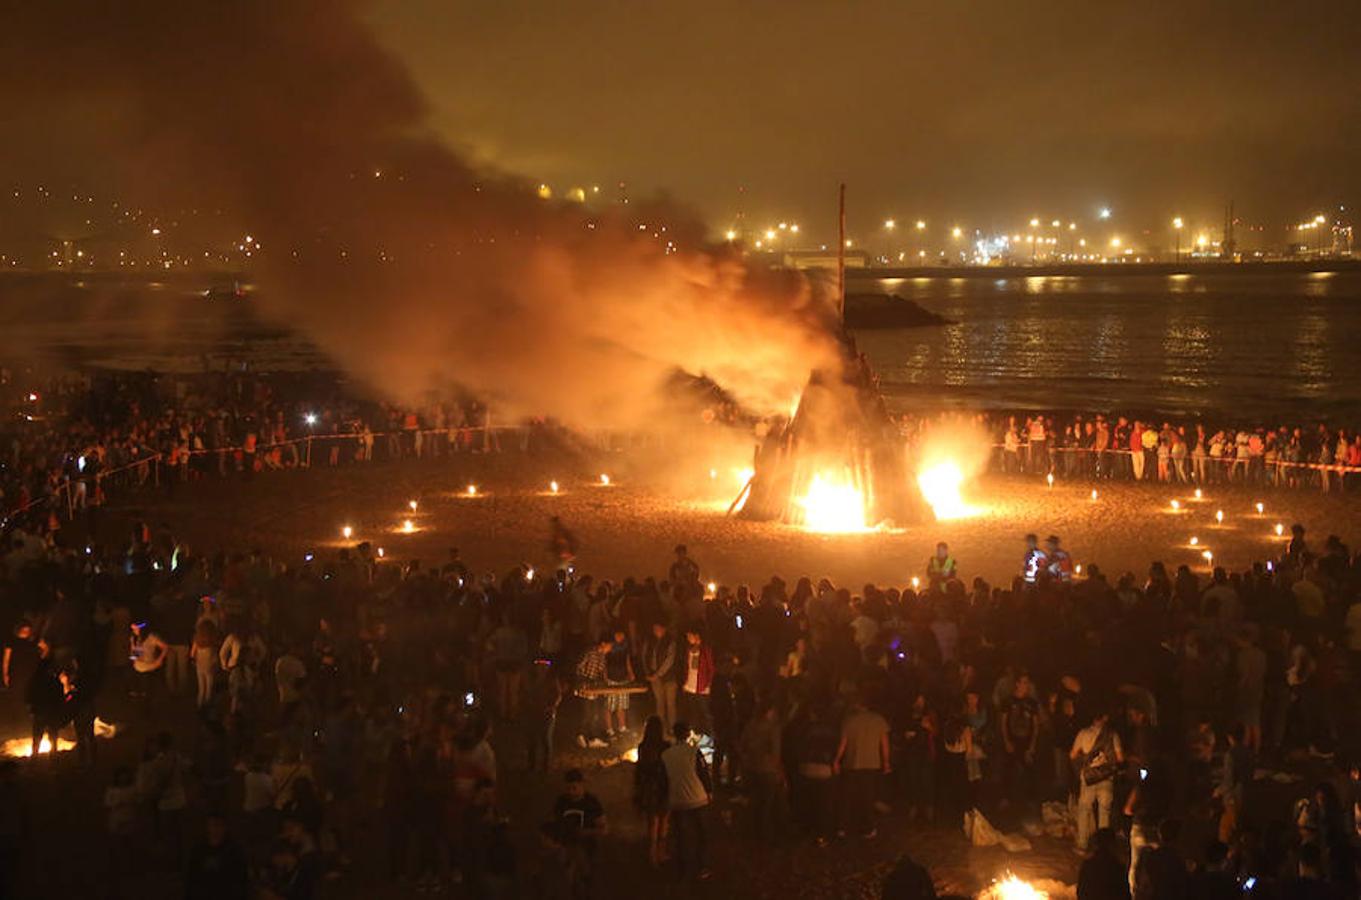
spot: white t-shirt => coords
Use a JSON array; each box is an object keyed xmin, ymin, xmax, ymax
[
  {"xmin": 661, "ymin": 742, "xmax": 710, "ymax": 810},
  {"xmin": 132, "ymin": 632, "xmax": 168, "ymax": 673},
  {"xmin": 683, "ymin": 648, "xmax": 700, "ymax": 694},
  {"xmin": 1072, "ymin": 724, "xmax": 1122, "ymax": 769}
]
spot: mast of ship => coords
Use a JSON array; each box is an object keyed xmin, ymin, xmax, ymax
[{"xmin": 837, "ymin": 183, "xmax": 847, "ymax": 323}]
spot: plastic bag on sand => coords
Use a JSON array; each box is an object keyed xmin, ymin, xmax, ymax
[
  {"xmin": 963, "ymin": 808, "xmax": 1032, "ymax": 852},
  {"xmin": 1042, "ymin": 800, "xmax": 1076, "ymax": 839}
]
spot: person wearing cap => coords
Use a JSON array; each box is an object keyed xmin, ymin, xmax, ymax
[
  {"xmin": 1046, "ymin": 536, "xmax": 1073, "ymax": 583},
  {"xmin": 926, "ymin": 542, "xmax": 957, "ymax": 592}
]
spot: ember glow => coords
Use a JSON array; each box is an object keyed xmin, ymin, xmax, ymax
[
  {"xmin": 2, "ymin": 718, "xmax": 117, "ymax": 758},
  {"xmin": 2, "ymin": 735, "xmax": 76, "ymax": 758},
  {"xmin": 796, "ymin": 471, "xmax": 869, "ymax": 533},
  {"xmin": 916, "ymin": 460, "xmax": 974, "ymax": 521}
]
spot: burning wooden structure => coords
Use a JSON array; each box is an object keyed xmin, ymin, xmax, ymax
[{"xmin": 731, "ymin": 338, "xmax": 924, "ymax": 530}]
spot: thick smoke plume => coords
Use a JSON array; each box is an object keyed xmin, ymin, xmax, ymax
[{"xmin": 0, "ymin": 2, "xmax": 839, "ymax": 427}]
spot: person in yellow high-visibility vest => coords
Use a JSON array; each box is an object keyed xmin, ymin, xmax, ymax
[{"xmin": 926, "ymin": 542, "xmax": 957, "ymax": 592}]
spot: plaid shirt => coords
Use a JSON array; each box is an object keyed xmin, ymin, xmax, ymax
[{"xmin": 575, "ymin": 649, "xmax": 607, "ymax": 684}]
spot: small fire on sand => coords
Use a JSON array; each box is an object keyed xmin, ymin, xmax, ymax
[{"xmin": 978, "ymin": 874, "xmax": 1048, "ymax": 900}]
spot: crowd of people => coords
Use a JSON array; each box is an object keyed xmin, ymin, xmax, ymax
[
  {"xmin": 0, "ymin": 366, "xmax": 556, "ymax": 534},
  {"xmin": 7, "ymin": 362, "xmax": 1361, "ymax": 548},
  {"xmin": 3, "ymin": 368, "xmax": 1361, "ymax": 898},
  {"xmin": 2, "ymin": 501, "xmax": 1361, "ymax": 898},
  {"xmin": 977, "ymin": 414, "xmax": 1361, "ymax": 491}
]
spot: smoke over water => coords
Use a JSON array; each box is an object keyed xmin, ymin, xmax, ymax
[{"xmin": 0, "ymin": 2, "xmax": 839, "ymax": 428}]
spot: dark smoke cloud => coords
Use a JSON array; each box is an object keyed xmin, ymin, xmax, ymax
[{"xmin": 0, "ymin": 2, "xmax": 838, "ymax": 426}]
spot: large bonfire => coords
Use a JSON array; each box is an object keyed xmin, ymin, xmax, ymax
[{"xmin": 733, "ymin": 337, "xmax": 926, "ymax": 531}]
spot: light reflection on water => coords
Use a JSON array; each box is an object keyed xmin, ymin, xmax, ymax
[{"xmin": 856, "ymin": 271, "xmax": 1358, "ymax": 421}]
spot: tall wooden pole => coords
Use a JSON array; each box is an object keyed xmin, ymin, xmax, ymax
[{"xmin": 837, "ymin": 183, "xmax": 846, "ymax": 323}]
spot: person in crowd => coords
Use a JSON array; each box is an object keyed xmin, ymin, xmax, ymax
[
  {"xmin": 487, "ymin": 612, "xmax": 529, "ymax": 721},
  {"xmin": 129, "ymin": 619, "xmax": 168, "ymax": 699},
  {"xmin": 190, "ymin": 617, "xmax": 221, "ymax": 709},
  {"xmin": 834, "ymin": 692, "xmax": 891, "ymax": 840},
  {"xmin": 602, "ymin": 627, "xmax": 635, "ymax": 737},
  {"xmin": 1078, "ymin": 828, "xmax": 1131, "ymax": 900},
  {"xmin": 661, "ymin": 720, "xmax": 713, "ymax": 881},
  {"xmin": 552, "ymin": 769, "xmax": 607, "ymax": 861},
  {"xmin": 679, "ymin": 626, "xmax": 714, "ymax": 736},
  {"xmin": 1071, "ymin": 709, "xmax": 1124, "ymax": 853},
  {"xmin": 1000, "ymin": 673, "xmax": 1041, "ymax": 820},
  {"xmin": 643, "ymin": 622, "xmax": 678, "ymax": 735},
  {"xmin": 1046, "ymin": 535, "xmax": 1074, "ymax": 583},
  {"xmin": 573, "ymin": 635, "xmax": 612, "ymax": 749},
  {"xmin": 739, "ymin": 701, "xmax": 784, "ymax": 840},
  {"xmin": 1132, "ymin": 818, "xmax": 1187, "ymax": 900},
  {"xmin": 926, "ymin": 542, "xmax": 957, "ymax": 592},
  {"xmin": 184, "ymin": 813, "xmax": 250, "ymax": 900},
  {"xmin": 1022, "ymin": 534, "xmax": 1048, "ymax": 585},
  {"xmin": 633, "ymin": 715, "xmax": 671, "ymax": 867},
  {"xmin": 527, "ymin": 660, "xmax": 567, "ymax": 773}
]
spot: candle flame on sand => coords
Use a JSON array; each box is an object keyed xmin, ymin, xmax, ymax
[
  {"xmin": 549, "ymin": 480, "xmax": 559, "ymax": 494},
  {"xmin": 599, "ymin": 474, "xmax": 611, "ymax": 486}
]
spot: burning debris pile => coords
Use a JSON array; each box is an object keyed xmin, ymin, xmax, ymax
[{"xmin": 733, "ymin": 340, "xmax": 925, "ymax": 531}]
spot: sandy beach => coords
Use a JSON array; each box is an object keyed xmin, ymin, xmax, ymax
[{"xmin": 105, "ymin": 450, "xmax": 1360, "ymax": 590}]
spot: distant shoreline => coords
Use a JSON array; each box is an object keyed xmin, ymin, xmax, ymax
[{"xmin": 848, "ymin": 258, "xmax": 1360, "ymax": 280}]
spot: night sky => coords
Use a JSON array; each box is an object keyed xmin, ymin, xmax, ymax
[
  {"xmin": 0, "ymin": 2, "xmax": 1357, "ymax": 242},
  {"xmin": 365, "ymin": 1, "xmax": 1360, "ymax": 236}
]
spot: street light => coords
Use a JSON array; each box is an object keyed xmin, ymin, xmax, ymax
[
  {"xmin": 915, "ymin": 220, "xmax": 926, "ymax": 230},
  {"xmin": 884, "ymin": 218, "xmax": 896, "ymax": 230},
  {"xmin": 1172, "ymin": 217, "xmax": 1184, "ymax": 262}
]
